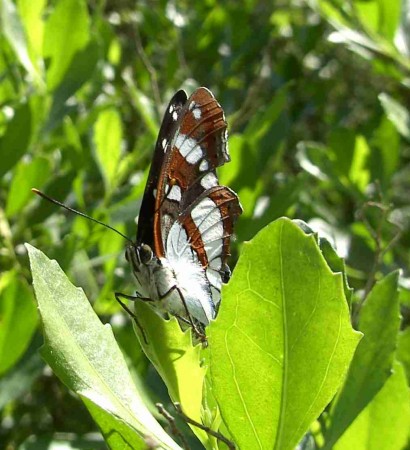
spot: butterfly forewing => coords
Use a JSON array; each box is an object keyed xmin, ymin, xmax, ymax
[{"xmin": 136, "ymin": 90, "xmax": 187, "ymax": 249}]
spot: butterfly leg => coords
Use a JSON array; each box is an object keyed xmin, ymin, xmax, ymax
[
  {"xmin": 114, "ymin": 292, "xmax": 151, "ymax": 344},
  {"xmin": 159, "ymin": 286, "xmax": 207, "ymax": 344}
]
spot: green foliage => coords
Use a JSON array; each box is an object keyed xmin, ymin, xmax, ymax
[
  {"xmin": 1, "ymin": 0, "xmax": 410, "ymax": 449},
  {"xmin": 208, "ymin": 219, "xmax": 361, "ymax": 449}
]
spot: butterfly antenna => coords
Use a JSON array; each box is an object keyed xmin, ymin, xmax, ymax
[{"xmin": 32, "ymin": 188, "xmax": 134, "ymax": 244}]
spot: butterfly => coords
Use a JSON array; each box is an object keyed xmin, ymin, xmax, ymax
[
  {"xmin": 123, "ymin": 87, "xmax": 242, "ymax": 339},
  {"xmin": 32, "ymin": 87, "xmax": 241, "ymax": 342}
]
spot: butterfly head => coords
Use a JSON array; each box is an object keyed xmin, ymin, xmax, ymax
[{"xmin": 125, "ymin": 243, "xmax": 154, "ymax": 270}]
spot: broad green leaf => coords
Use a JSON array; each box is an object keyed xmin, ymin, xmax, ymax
[
  {"xmin": 26, "ymin": 244, "xmax": 181, "ymax": 450},
  {"xmin": 0, "ymin": 271, "xmax": 38, "ymax": 375},
  {"xmin": 208, "ymin": 218, "xmax": 361, "ymax": 450},
  {"xmin": 93, "ymin": 107, "xmax": 123, "ymax": 196},
  {"xmin": 0, "ymin": 102, "xmax": 32, "ymax": 178},
  {"xmin": 133, "ymin": 302, "xmax": 211, "ymax": 448},
  {"xmin": 324, "ymin": 271, "xmax": 401, "ymax": 448},
  {"xmin": 379, "ymin": 93, "xmax": 410, "ymax": 141},
  {"xmin": 43, "ymin": 0, "xmax": 90, "ymax": 90},
  {"xmin": 334, "ymin": 361, "xmax": 410, "ymax": 450},
  {"xmin": 6, "ymin": 156, "xmax": 51, "ymax": 217},
  {"xmin": 0, "ymin": 0, "xmax": 39, "ymax": 83},
  {"xmin": 397, "ymin": 327, "xmax": 410, "ymax": 385}
]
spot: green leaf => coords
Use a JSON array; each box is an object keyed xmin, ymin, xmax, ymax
[
  {"xmin": 43, "ymin": 0, "xmax": 90, "ymax": 90},
  {"xmin": 6, "ymin": 156, "xmax": 51, "ymax": 217},
  {"xmin": 333, "ymin": 361, "xmax": 410, "ymax": 450},
  {"xmin": 349, "ymin": 135, "xmax": 370, "ymax": 192},
  {"xmin": 379, "ymin": 93, "xmax": 410, "ymax": 141},
  {"xmin": 397, "ymin": 327, "xmax": 410, "ymax": 385},
  {"xmin": 0, "ymin": 0, "xmax": 39, "ymax": 83},
  {"xmin": 133, "ymin": 302, "xmax": 211, "ymax": 447},
  {"xmin": 208, "ymin": 218, "xmax": 361, "ymax": 450},
  {"xmin": 26, "ymin": 244, "xmax": 181, "ymax": 450},
  {"xmin": 28, "ymin": 170, "xmax": 76, "ymax": 226},
  {"xmin": 324, "ymin": 271, "xmax": 401, "ymax": 448},
  {"xmin": 93, "ymin": 107, "xmax": 123, "ymax": 196},
  {"xmin": 0, "ymin": 271, "xmax": 38, "ymax": 376},
  {"xmin": 45, "ymin": 40, "xmax": 100, "ymax": 133},
  {"xmin": 0, "ymin": 102, "xmax": 32, "ymax": 178},
  {"xmin": 0, "ymin": 336, "xmax": 43, "ymax": 409},
  {"xmin": 16, "ymin": 0, "xmax": 46, "ymax": 70}
]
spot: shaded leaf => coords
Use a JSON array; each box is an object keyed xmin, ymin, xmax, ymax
[
  {"xmin": 45, "ymin": 40, "xmax": 100, "ymax": 133},
  {"xmin": 0, "ymin": 271, "xmax": 38, "ymax": 375},
  {"xmin": 334, "ymin": 361, "xmax": 410, "ymax": 450},
  {"xmin": 324, "ymin": 271, "xmax": 401, "ymax": 448},
  {"xmin": 0, "ymin": 102, "xmax": 32, "ymax": 178},
  {"xmin": 397, "ymin": 327, "xmax": 410, "ymax": 385},
  {"xmin": 209, "ymin": 218, "xmax": 361, "ymax": 450},
  {"xmin": 0, "ymin": 334, "xmax": 43, "ymax": 409}
]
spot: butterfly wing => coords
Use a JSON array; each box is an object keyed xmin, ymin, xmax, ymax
[
  {"xmin": 151, "ymin": 87, "xmax": 242, "ymax": 316},
  {"xmin": 136, "ymin": 90, "xmax": 187, "ymax": 248}
]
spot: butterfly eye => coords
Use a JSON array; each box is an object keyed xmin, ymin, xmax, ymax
[
  {"xmin": 221, "ymin": 264, "xmax": 231, "ymax": 283},
  {"xmin": 139, "ymin": 244, "xmax": 153, "ymax": 264}
]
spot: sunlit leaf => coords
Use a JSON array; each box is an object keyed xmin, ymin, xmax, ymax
[
  {"xmin": 43, "ymin": 0, "xmax": 90, "ymax": 90},
  {"xmin": 0, "ymin": 0, "xmax": 39, "ymax": 83},
  {"xmin": 209, "ymin": 218, "xmax": 361, "ymax": 450},
  {"xmin": 93, "ymin": 107, "xmax": 123, "ymax": 196},
  {"xmin": 16, "ymin": 0, "xmax": 46, "ymax": 76},
  {"xmin": 379, "ymin": 93, "xmax": 410, "ymax": 141},
  {"xmin": 133, "ymin": 302, "xmax": 211, "ymax": 448},
  {"xmin": 6, "ymin": 156, "xmax": 51, "ymax": 217},
  {"xmin": 26, "ymin": 244, "xmax": 181, "ymax": 450}
]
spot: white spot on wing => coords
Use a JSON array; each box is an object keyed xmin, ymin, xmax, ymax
[
  {"xmin": 162, "ymin": 138, "xmax": 167, "ymax": 151},
  {"xmin": 169, "ymin": 105, "xmax": 174, "ymax": 113},
  {"xmin": 153, "ymin": 188, "xmax": 157, "ymax": 198},
  {"xmin": 201, "ymin": 172, "xmax": 218, "ymax": 189},
  {"xmin": 168, "ymin": 184, "xmax": 182, "ymax": 202},
  {"xmin": 199, "ymin": 159, "xmax": 209, "ymax": 172},
  {"xmin": 175, "ymin": 134, "xmax": 202, "ymax": 164},
  {"xmin": 192, "ymin": 107, "xmax": 201, "ymax": 120},
  {"xmin": 172, "ymin": 111, "xmax": 178, "ymax": 121}
]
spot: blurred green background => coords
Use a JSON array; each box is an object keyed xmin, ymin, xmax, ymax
[{"xmin": 0, "ymin": 0, "xmax": 409, "ymax": 448}]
